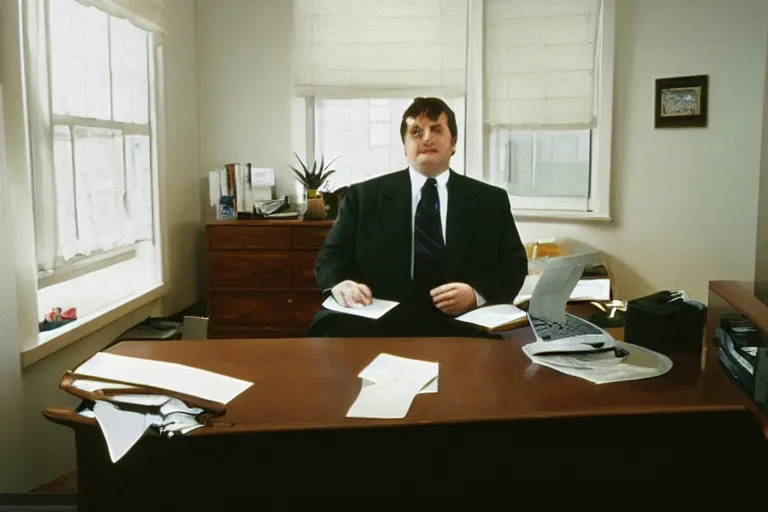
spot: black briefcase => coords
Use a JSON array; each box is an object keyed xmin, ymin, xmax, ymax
[{"xmin": 624, "ymin": 291, "xmax": 707, "ymax": 354}]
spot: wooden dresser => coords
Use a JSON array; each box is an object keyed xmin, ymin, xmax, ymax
[{"xmin": 205, "ymin": 220, "xmax": 333, "ymax": 339}]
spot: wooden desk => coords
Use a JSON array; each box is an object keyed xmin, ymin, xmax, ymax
[{"xmin": 45, "ymin": 332, "xmax": 768, "ymax": 509}]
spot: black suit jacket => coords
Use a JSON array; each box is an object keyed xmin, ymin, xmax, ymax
[{"xmin": 310, "ymin": 169, "xmax": 528, "ymax": 330}]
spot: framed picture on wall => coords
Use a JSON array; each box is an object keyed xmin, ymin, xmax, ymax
[{"xmin": 654, "ymin": 75, "xmax": 709, "ymax": 128}]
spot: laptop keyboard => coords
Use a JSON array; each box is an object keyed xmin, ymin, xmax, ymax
[{"xmin": 530, "ymin": 314, "xmax": 603, "ymax": 341}]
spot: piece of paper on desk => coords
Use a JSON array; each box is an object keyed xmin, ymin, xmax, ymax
[
  {"xmin": 361, "ymin": 376, "xmax": 437, "ymax": 394},
  {"xmin": 94, "ymin": 401, "xmax": 153, "ymax": 463},
  {"xmin": 347, "ymin": 354, "xmax": 439, "ymax": 419},
  {"xmin": 514, "ymin": 275, "xmax": 612, "ymax": 305},
  {"xmin": 523, "ymin": 342, "xmax": 672, "ymax": 385},
  {"xmin": 455, "ymin": 304, "xmax": 527, "ymax": 329},
  {"xmin": 321, "ymin": 296, "xmax": 399, "ymax": 320},
  {"xmin": 74, "ymin": 352, "xmax": 253, "ymax": 404}
]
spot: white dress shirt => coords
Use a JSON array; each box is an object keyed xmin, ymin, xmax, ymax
[{"xmin": 408, "ymin": 166, "xmax": 485, "ymax": 306}]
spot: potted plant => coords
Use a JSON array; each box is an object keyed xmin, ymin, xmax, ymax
[
  {"xmin": 320, "ymin": 186, "xmax": 348, "ymax": 220},
  {"xmin": 290, "ymin": 153, "xmax": 338, "ymax": 220}
]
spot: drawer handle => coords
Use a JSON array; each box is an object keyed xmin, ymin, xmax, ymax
[{"xmin": 286, "ymin": 298, "xmax": 294, "ymax": 304}]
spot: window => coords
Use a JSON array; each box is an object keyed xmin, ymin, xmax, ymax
[
  {"xmin": 293, "ymin": 0, "xmax": 614, "ymax": 218},
  {"xmin": 26, "ymin": 0, "xmax": 160, "ymax": 279},
  {"xmin": 480, "ymin": 0, "xmax": 613, "ymax": 215},
  {"xmin": 308, "ymin": 97, "xmax": 465, "ymax": 189},
  {"xmin": 488, "ymin": 128, "xmax": 592, "ymax": 210},
  {"xmin": 292, "ymin": 0, "xmax": 468, "ymax": 189},
  {"xmin": 21, "ymin": 0, "xmax": 166, "ymax": 339}
]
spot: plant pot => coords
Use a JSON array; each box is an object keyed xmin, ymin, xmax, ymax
[
  {"xmin": 321, "ymin": 187, "xmax": 347, "ymax": 220},
  {"xmin": 306, "ymin": 188, "xmax": 321, "ymax": 199},
  {"xmin": 304, "ymin": 196, "xmax": 327, "ymax": 220}
]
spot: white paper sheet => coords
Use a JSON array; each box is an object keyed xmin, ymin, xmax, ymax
[
  {"xmin": 71, "ymin": 379, "xmax": 138, "ymax": 393},
  {"xmin": 358, "ymin": 354, "xmax": 437, "ymax": 383},
  {"xmin": 455, "ymin": 304, "xmax": 527, "ymax": 329},
  {"xmin": 523, "ymin": 342, "xmax": 673, "ymax": 384},
  {"xmin": 75, "ymin": 352, "xmax": 253, "ymax": 404},
  {"xmin": 92, "ymin": 399, "xmax": 206, "ymax": 461},
  {"xmin": 513, "ymin": 276, "xmax": 611, "ymax": 305},
  {"xmin": 108, "ymin": 394, "xmax": 171, "ymax": 407},
  {"xmin": 94, "ymin": 401, "xmax": 151, "ymax": 463},
  {"xmin": 347, "ymin": 380, "xmax": 432, "ymax": 419},
  {"xmin": 362, "ymin": 376, "xmax": 438, "ymax": 394},
  {"xmin": 347, "ymin": 354, "xmax": 439, "ymax": 419},
  {"xmin": 322, "ymin": 296, "xmax": 399, "ymax": 320},
  {"xmin": 420, "ymin": 376, "xmax": 438, "ymax": 394},
  {"xmin": 159, "ymin": 398, "xmax": 204, "ymax": 416},
  {"xmin": 570, "ymin": 278, "xmax": 611, "ymax": 301}
]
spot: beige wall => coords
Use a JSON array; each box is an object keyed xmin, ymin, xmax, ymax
[
  {"xmin": 755, "ymin": 18, "xmax": 768, "ymax": 302},
  {"xmin": 197, "ymin": 0, "xmax": 768, "ymax": 303},
  {"xmin": 0, "ymin": 5, "xmax": 27, "ymax": 486},
  {"xmin": 196, "ymin": 0, "xmax": 294, "ymax": 205},
  {"xmin": 0, "ymin": 0, "xmax": 200, "ymax": 491},
  {"xmin": 516, "ymin": 0, "xmax": 768, "ymax": 302}
]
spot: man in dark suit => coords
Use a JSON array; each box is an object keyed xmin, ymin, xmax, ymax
[{"xmin": 308, "ymin": 97, "xmax": 528, "ymax": 338}]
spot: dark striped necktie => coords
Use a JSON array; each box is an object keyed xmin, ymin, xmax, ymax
[{"xmin": 414, "ymin": 177, "xmax": 445, "ymax": 291}]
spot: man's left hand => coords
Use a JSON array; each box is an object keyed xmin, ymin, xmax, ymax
[{"xmin": 430, "ymin": 282, "xmax": 477, "ymax": 316}]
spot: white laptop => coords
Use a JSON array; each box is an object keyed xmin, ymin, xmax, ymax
[{"xmin": 525, "ymin": 253, "xmax": 619, "ymax": 356}]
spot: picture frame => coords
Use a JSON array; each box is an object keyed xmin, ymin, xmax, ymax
[{"xmin": 654, "ymin": 74, "xmax": 709, "ymax": 128}]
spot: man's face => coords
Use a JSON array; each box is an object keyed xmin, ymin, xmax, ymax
[{"xmin": 403, "ymin": 112, "xmax": 456, "ymax": 177}]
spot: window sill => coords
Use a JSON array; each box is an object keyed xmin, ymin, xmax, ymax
[
  {"xmin": 21, "ymin": 282, "xmax": 167, "ymax": 368},
  {"xmin": 38, "ymin": 245, "xmax": 136, "ymax": 289},
  {"xmin": 512, "ymin": 209, "xmax": 612, "ymax": 222}
]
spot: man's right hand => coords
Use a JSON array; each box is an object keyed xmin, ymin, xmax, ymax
[{"xmin": 331, "ymin": 280, "xmax": 373, "ymax": 308}]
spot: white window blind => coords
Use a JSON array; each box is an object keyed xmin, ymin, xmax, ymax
[
  {"xmin": 75, "ymin": 0, "xmax": 165, "ymax": 33},
  {"xmin": 484, "ymin": 0, "xmax": 601, "ymax": 128},
  {"xmin": 293, "ymin": 0, "xmax": 469, "ymax": 98}
]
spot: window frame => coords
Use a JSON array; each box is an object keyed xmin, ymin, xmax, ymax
[
  {"xmin": 294, "ymin": 0, "xmax": 614, "ymax": 220},
  {"xmin": 466, "ymin": 0, "xmax": 615, "ymax": 220},
  {"xmin": 26, "ymin": 0, "xmax": 162, "ymax": 284}
]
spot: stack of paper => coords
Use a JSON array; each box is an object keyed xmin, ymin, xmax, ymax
[
  {"xmin": 347, "ymin": 354, "xmax": 438, "ymax": 419},
  {"xmin": 70, "ymin": 353, "xmax": 253, "ymax": 463},
  {"xmin": 522, "ymin": 342, "xmax": 673, "ymax": 384}
]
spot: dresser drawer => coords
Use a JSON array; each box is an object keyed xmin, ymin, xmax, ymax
[
  {"xmin": 208, "ymin": 253, "xmax": 289, "ymax": 288},
  {"xmin": 208, "ymin": 292, "xmax": 323, "ymax": 328},
  {"xmin": 290, "ymin": 253, "xmax": 318, "ymax": 289},
  {"xmin": 208, "ymin": 226, "xmax": 288, "ymax": 250},
  {"xmin": 290, "ymin": 226, "xmax": 331, "ymax": 249}
]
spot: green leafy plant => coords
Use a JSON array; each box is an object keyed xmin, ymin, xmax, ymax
[{"xmin": 290, "ymin": 153, "xmax": 338, "ymax": 190}]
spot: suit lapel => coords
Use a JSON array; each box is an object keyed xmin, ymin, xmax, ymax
[
  {"xmin": 378, "ymin": 169, "xmax": 412, "ymax": 272},
  {"xmin": 445, "ymin": 170, "xmax": 477, "ymax": 276}
]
